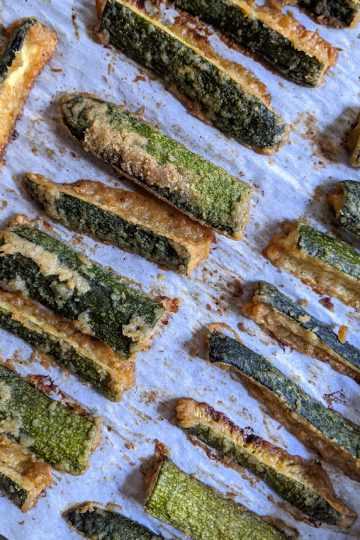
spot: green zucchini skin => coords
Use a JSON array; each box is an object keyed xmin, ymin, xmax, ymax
[
  {"xmin": 207, "ymin": 327, "xmax": 360, "ymax": 481},
  {"xmin": 0, "ymin": 363, "xmax": 101, "ymax": 475},
  {"xmin": 174, "ymin": 0, "xmax": 327, "ymax": 86},
  {"xmin": 98, "ymin": 0, "xmax": 288, "ymax": 153},
  {"xmin": 298, "ymin": 0, "xmax": 360, "ymax": 27},
  {"xmin": 332, "ymin": 181, "xmax": 360, "ymax": 239},
  {"xmin": 64, "ymin": 503, "xmax": 163, "ymax": 539},
  {"xmin": 251, "ymin": 281, "xmax": 360, "ymax": 381},
  {"xmin": 60, "ymin": 94, "xmax": 252, "ymax": 238},
  {"xmin": 0, "ymin": 473, "xmax": 27, "ymax": 510},
  {"xmin": 0, "ymin": 19, "xmax": 36, "ymax": 83},
  {"xmin": 0, "ymin": 218, "xmax": 164, "ymax": 357},
  {"xmin": 145, "ymin": 456, "xmax": 286, "ymax": 540}
]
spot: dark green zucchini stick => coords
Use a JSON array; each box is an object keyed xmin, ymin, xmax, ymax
[
  {"xmin": 0, "ymin": 289, "xmax": 135, "ymax": 401},
  {"xmin": 60, "ymin": 94, "xmax": 252, "ymax": 239},
  {"xmin": 0, "ymin": 363, "xmax": 101, "ymax": 474},
  {"xmin": 96, "ymin": 0, "xmax": 289, "ymax": 153},
  {"xmin": 348, "ymin": 114, "xmax": 360, "ymax": 167},
  {"xmin": 64, "ymin": 502, "xmax": 163, "ymax": 539},
  {"xmin": 297, "ymin": 0, "xmax": 360, "ymax": 28},
  {"xmin": 176, "ymin": 398, "xmax": 357, "ymax": 528},
  {"xmin": 23, "ymin": 173, "xmax": 214, "ymax": 275},
  {"xmin": 206, "ymin": 323, "xmax": 360, "ymax": 482},
  {"xmin": 144, "ymin": 452, "xmax": 287, "ymax": 539},
  {"xmin": 329, "ymin": 181, "xmax": 360, "ymax": 239},
  {"xmin": 0, "ymin": 435, "xmax": 52, "ymax": 512},
  {"xmin": 0, "ymin": 18, "xmax": 57, "ymax": 161},
  {"xmin": 243, "ymin": 282, "xmax": 360, "ymax": 383},
  {"xmin": 0, "ymin": 215, "xmax": 165, "ymax": 357},
  {"xmin": 174, "ymin": 0, "xmax": 338, "ymax": 86},
  {"xmin": 265, "ymin": 221, "xmax": 360, "ymax": 311}
]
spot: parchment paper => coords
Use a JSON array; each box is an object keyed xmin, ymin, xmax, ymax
[{"xmin": 0, "ymin": 0, "xmax": 359, "ymax": 538}]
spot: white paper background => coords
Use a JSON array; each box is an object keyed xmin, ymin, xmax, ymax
[{"xmin": 0, "ymin": 0, "xmax": 359, "ymax": 538}]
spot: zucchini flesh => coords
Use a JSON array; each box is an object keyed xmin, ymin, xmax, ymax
[
  {"xmin": 243, "ymin": 281, "xmax": 360, "ymax": 383},
  {"xmin": 174, "ymin": 0, "xmax": 337, "ymax": 86},
  {"xmin": 60, "ymin": 94, "xmax": 252, "ymax": 239},
  {"xmin": 0, "ymin": 18, "xmax": 57, "ymax": 160},
  {"xmin": 0, "ymin": 363, "xmax": 101, "ymax": 475},
  {"xmin": 64, "ymin": 502, "xmax": 163, "ymax": 539},
  {"xmin": 24, "ymin": 173, "xmax": 213, "ymax": 275},
  {"xmin": 144, "ymin": 455, "xmax": 286, "ymax": 539},
  {"xmin": 348, "ymin": 114, "xmax": 360, "ymax": 167},
  {"xmin": 97, "ymin": 0, "xmax": 288, "ymax": 153},
  {"xmin": 298, "ymin": 0, "xmax": 360, "ymax": 27},
  {"xmin": 329, "ymin": 181, "xmax": 360, "ymax": 239},
  {"xmin": 264, "ymin": 221, "xmax": 360, "ymax": 311},
  {"xmin": 176, "ymin": 398, "xmax": 356, "ymax": 528},
  {"xmin": 0, "ymin": 435, "xmax": 52, "ymax": 512},
  {"xmin": 0, "ymin": 215, "xmax": 165, "ymax": 357},
  {"xmin": 207, "ymin": 324, "xmax": 360, "ymax": 482},
  {"xmin": 0, "ymin": 289, "xmax": 135, "ymax": 401}
]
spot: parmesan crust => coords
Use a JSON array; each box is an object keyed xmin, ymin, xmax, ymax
[{"xmin": 348, "ymin": 113, "xmax": 360, "ymax": 167}]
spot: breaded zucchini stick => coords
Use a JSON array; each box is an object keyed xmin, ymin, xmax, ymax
[
  {"xmin": 348, "ymin": 114, "xmax": 360, "ymax": 167},
  {"xmin": 24, "ymin": 173, "xmax": 214, "ymax": 275},
  {"xmin": 329, "ymin": 181, "xmax": 360, "ymax": 239},
  {"xmin": 297, "ymin": 0, "xmax": 360, "ymax": 28}
]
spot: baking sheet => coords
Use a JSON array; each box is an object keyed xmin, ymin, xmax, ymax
[{"xmin": 0, "ymin": 0, "xmax": 360, "ymax": 538}]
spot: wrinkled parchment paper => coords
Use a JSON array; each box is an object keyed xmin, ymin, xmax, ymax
[{"xmin": 0, "ymin": 1, "xmax": 359, "ymax": 538}]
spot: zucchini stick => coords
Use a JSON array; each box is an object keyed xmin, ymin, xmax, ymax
[
  {"xmin": 0, "ymin": 215, "xmax": 165, "ymax": 357},
  {"xmin": 297, "ymin": 0, "xmax": 360, "ymax": 28},
  {"xmin": 60, "ymin": 94, "xmax": 252, "ymax": 239},
  {"xmin": 329, "ymin": 181, "xmax": 360, "ymax": 239},
  {"xmin": 174, "ymin": 0, "xmax": 338, "ymax": 86},
  {"xmin": 264, "ymin": 221, "xmax": 360, "ymax": 311},
  {"xmin": 348, "ymin": 114, "xmax": 360, "ymax": 167},
  {"xmin": 0, "ymin": 363, "xmax": 101, "ymax": 475},
  {"xmin": 96, "ymin": 0, "xmax": 289, "ymax": 153},
  {"xmin": 64, "ymin": 502, "xmax": 163, "ymax": 539},
  {"xmin": 206, "ymin": 323, "xmax": 360, "ymax": 482},
  {"xmin": 0, "ymin": 289, "xmax": 135, "ymax": 401},
  {"xmin": 24, "ymin": 173, "xmax": 214, "ymax": 275},
  {"xmin": 0, "ymin": 435, "xmax": 52, "ymax": 512},
  {"xmin": 243, "ymin": 282, "xmax": 360, "ymax": 383},
  {"xmin": 144, "ymin": 452, "xmax": 287, "ymax": 539},
  {"xmin": 176, "ymin": 398, "xmax": 357, "ymax": 528},
  {"xmin": 0, "ymin": 18, "xmax": 57, "ymax": 162}
]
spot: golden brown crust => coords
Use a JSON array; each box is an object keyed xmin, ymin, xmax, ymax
[{"xmin": 348, "ymin": 113, "xmax": 360, "ymax": 168}]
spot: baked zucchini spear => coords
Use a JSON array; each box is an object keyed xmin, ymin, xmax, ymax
[
  {"xmin": 144, "ymin": 452, "xmax": 287, "ymax": 540},
  {"xmin": 23, "ymin": 173, "xmax": 214, "ymax": 275},
  {"xmin": 0, "ymin": 215, "xmax": 165, "ymax": 357},
  {"xmin": 0, "ymin": 363, "xmax": 101, "ymax": 475},
  {"xmin": 64, "ymin": 502, "xmax": 163, "ymax": 539},
  {"xmin": 96, "ymin": 0, "xmax": 289, "ymax": 153},
  {"xmin": 243, "ymin": 281, "xmax": 360, "ymax": 383},
  {"xmin": 0, "ymin": 435, "xmax": 52, "ymax": 512},
  {"xmin": 176, "ymin": 398, "xmax": 357, "ymax": 528},
  {"xmin": 329, "ymin": 181, "xmax": 360, "ymax": 239},
  {"xmin": 297, "ymin": 0, "xmax": 360, "ymax": 28},
  {"xmin": 206, "ymin": 323, "xmax": 360, "ymax": 482},
  {"xmin": 347, "ymin": 114, "xmax": 360, "ymax": 167},
  {"xmin": 264, "ymin": 221, "xmax": 360, "ymax": 311},
  {"xmin": 0, "ymin": 289, "xmax": 135, "ymax": 401},
  {"xmin": 173, "ymin": 0, "xmax": 337, "ymax": 86},
  {"xmin": 60, "ymin": 94, "xmax": 252, "ymax": 239},
  {"xmin": 0, "ymin": 18, "xmax": 57, "ymax": 162}
]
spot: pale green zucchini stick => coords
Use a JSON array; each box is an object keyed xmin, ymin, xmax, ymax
[
  {"xmin": 0, "ymin": 18, "xmax": 57, "ymax": 161},
  {"xmin": 174, "ymin": 0, "xmax": 338, "ymax": 86},
  {"xmin": 64, "ymin": 502, "xmax": 163, "ymax": 539},
  {"xmin": 0, "ymin": 363, "xmax": 101, "ymax": 475},
  {"xmin": 243, "ymin": 282, "xmax": 360, "ymax": 383},
  {"xmin": 60, "ymin": 94, "xmax": 252, "ymax": 239},
  {"xmin": 329, "ymin": 181, "xmax": 360, "ymax": 239},
  {"xmin": 264, "ymin": 221, "xmax": 360, "ymax": 311},
  {"xmin": 23, "ymin": 173, "xmax": 214, "ymax": 275},
  {"xmin": 297, "ymin": 0, "xmax": 360, "ymax": 28},
  {"xmin": 144, "ymin": 452, "xmax": 287, "ymax": 540},
  {"xmin": 0, "ymin": 289, "xmax": 135, "ymax": 401},
  {"xmin": 206, "ymin": 323, "xmax": 360, "ymax": 482},
  {"xmin": 176, "ymin": 398, "xmax": 357, "ymax": 528},
  {"xmin": 96, "ymin": 0, "xmax": 289, "ymax": 153},
  {"xmin": 0, "ymin": 215, "xmax": 165, "ymax": 357},
  {"xmin": 0, "ymin": 435, "xmax": 52, "ymax": 512},
  {"xmin": 347, "ymin": 114, "xmax": 360, "ymax": 167}
]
